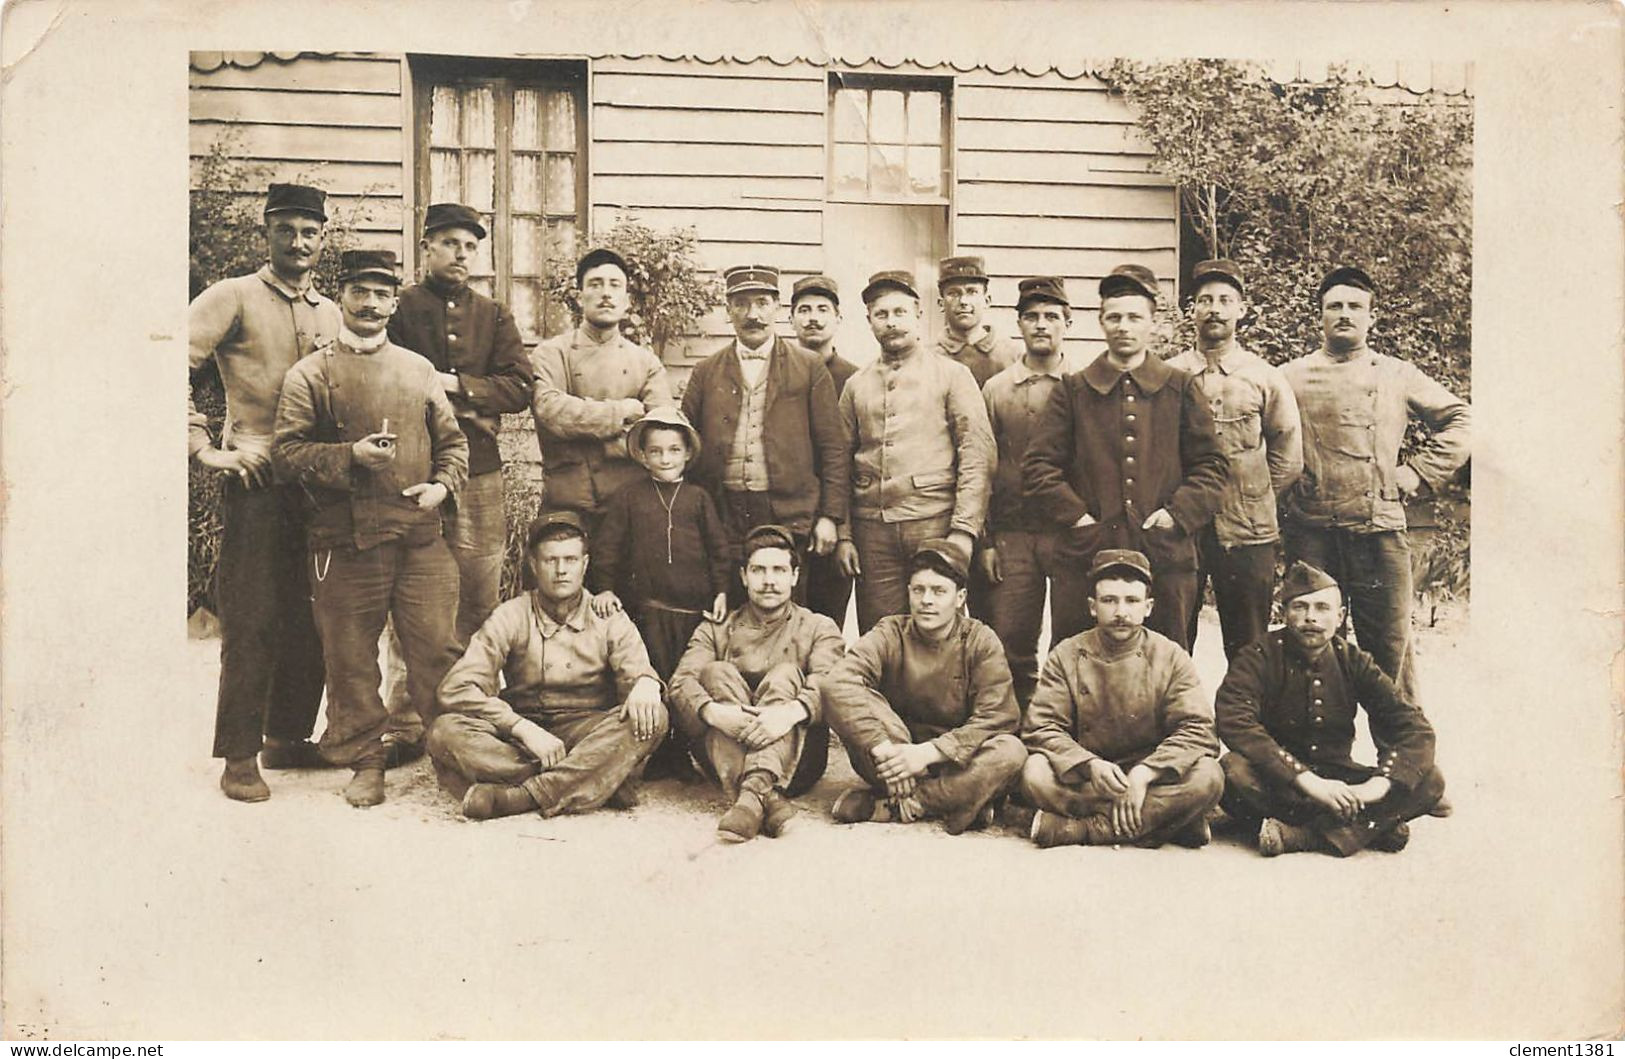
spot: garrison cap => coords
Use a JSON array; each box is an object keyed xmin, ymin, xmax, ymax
[
  {"xmin": 1098, "ymin": 264, "xmax": 1159, "ymax": 303},
  {"xmin": 862, "ymin": 269, "xmax": 920, "ymax": 305},
  {"xmin": 526, "ymin": 510, "xmax": 588, "ymax": 548},
  {"xmin": 1088, "ymin": 549, "xmax": 1153, "ymax": 587},
  {"xmin": 575, "ymin": 247, "xmax": 630, "ymax": 286},
  {"xmin": 791, "ymin": 274, "xmax": 840, "ymax": 307},
  {"xmin": 742, "ymin": 523, "xmax": 798, "ymax": 559},
  {"xmin": 1317, "ymin": 265, "xmax": 1375, "ymax": 304},
  {"xmin": 338, "ymin": 249, "xmax": 402, "ymax": 285},
  {"xmin": 937, "ymin": 255, "xmax": 990, "ymax": 289},
  {"xmin": 264, "ymin": 183, "xmax": 327, "ymax": 221},
  {"xmin": 1016, "ymin": 276, "xmax": 1071, "ymax": 313},
  {"xmin": 626, "ymin": 406, "xmax": 701, "ymax": 465},
  {"xmin": 724, "ymin": 264, "xmax": 781, "ymax": 299},
  {"xmin": 1191, "ymin": 258, "xmax": 1245, "ymax": 296},
  {"xmin": 422, "ymin": 202, "xmax": 488, "ymax": 240},
  {"xmin": 910, "ymin": 537, "xmax": 970, "ymax": 584},
  {"xmin": 1280, "ymin": 560, "xmax": 1340, "ymax": 603}
]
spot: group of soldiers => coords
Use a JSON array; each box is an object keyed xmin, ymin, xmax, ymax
[{"xmin": 190, "ymin": 181, "xmax": 1469, "ymax": 857}]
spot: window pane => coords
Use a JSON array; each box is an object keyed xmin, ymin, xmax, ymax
[
  {"xmin": 465, "ymin": 150, "xmax": 495, "ymax": 212},
  {"xmin": 907, "ymin": 144, "xmax": 942, "ymax": 196},
  {"xmin": 870, "ymin": 143, "xmax": 905, "ymax": 195},
  {"xmin": 468, "ymin": 232, "xmax": 495, "ymax": 278},
  {"xmin": 429, "ymin": 86, "xmax": 460, "ymax": 146},
  {"xmin": 831, "ymin": 142, "xmax": 867, "ymax": 195},
  {"xmin": 511, "ymin": 279, "xmax": 541, "ymax": 339},
  {"xmin": 544, "ymin": 90, "xmax": 577, "ymax": 149},
  {"xmin": 512, "ymin": 216, "xmax": 544, "ymax": 276},
  {"xmin": 469, "ymin": 276, "xmax": 494, "ymax": 299},
  {"xmin": 513, "ymin": 88, "xmax": 542, "ymax": 150},
  {"xmin": 907, "ymin": 91, "xmax": 942, "ymax": 145},
  {"xmin": 463, "ymin": 85, "xmax": 496, "ymax": 148},
  {"xmin": 548, "ymin": 218, "xmax": 578, "ymax": 267},
  {"xmin": 832, "ymin": 87, "xmax": 868, "ymax": 143},
  {"xmin": 512, "ymin": 152, "xmax": 542, "ymax": 213},
  {"xmin": 546, "ymin": 154, "xmax": 576, "ymax": 215},
  {"xmin": 430, "ymin": 149, "xmax": 461, "ymax": 201},
  {"xmin": 869, "ymin": 90, "xmax": 905, "ymax": 144}
]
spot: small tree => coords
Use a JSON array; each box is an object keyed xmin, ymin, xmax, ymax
[{"xmin": 542, "ymin": 211, "xmax": 723, "ymax": 358}]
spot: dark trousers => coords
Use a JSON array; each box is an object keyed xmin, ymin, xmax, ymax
[
  {"xmin": 987, "ymin": 529, "xmax": 1066, "ymax": 707},
  {"xmin": 1187, "ymin": 529, "xmax": 1278, "ymax": 661},
  {"xmin": 211, "ymin": 479, "xmax": 326, "ymax": 759},
  {"xmin": 427, "ymin": 707, "xmax": 667, "ymax": 815},
  {"xmin": 1219, "ymin": 752, "xmax": 1446, "ymax": 856},
  {"xmin": 1050, "ymin": 524, "xmax": 1198, "ymax": 652},
  {"xmin": 635, "ymin": 603, "xmax": 706, "ymax": 773},
  {"xmin": 1021, "ymin": 753, "xmax": 1223, "ymax": 847},
  {"xmin": 1283, "ymin": 527, "xmax": 1417, "ymax": 703},
  {"xmin": 719, "ymin": 489, "xmax": 809, "ymax": 609},
  {"xmin": 804, "ymin": 548, "xmax": 853, "ymax": 630},
  {"xmin": 309, "ymin": 535, "xmax": 460, "ymax": 768}
]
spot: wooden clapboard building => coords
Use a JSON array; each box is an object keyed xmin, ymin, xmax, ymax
[{"xmin": 189, "ymin": 21, "xmax": 1470, "ymax": 378}]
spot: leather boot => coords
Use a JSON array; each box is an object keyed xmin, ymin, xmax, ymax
[
  {"xmin": 220, "ymin": 757, "xmax": 270, "ymax": 802},
  {"xmin": 831, "ymin": 788, "xmax": 898, "ymax": 824},
  {"xmin": 1171, "ymin": 818, "xmax": 1213, "ymax": 848},
  {"xmin": 1258, "ymin": 817, "xmax": 1322, "ymax": 857},
  {"xmin": 461, "ymin": 781, "xmax": 540, "ymax": 820},
  {"xmin": 1368, "ymin": 821, "xmax": 1411, "ymax": 853},
  {"xmin": 259, "ymin": 738, "xmax": 325, "ymax": 770},
  {"xmin": 718, "ymin": 772, "xmax": 773, "ymax": 842},
  {"xmin": 1031, "ymin": 810, "xmax": 1113, "ymax": 848},
  {"xmin": 760, "ymin": 789, "xmax": 797, "ymax": 838},
  {"xmin": 605, "ymin": 776, "xmax": 641, "ymax": 810},
  {"xmin": 344, "ymin": 767, "xmax": 386, "ymax": 808}
]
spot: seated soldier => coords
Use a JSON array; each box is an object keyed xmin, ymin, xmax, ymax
[
  {"xmin": 427, "ymin": 511, "xmax": 667, "ymax": 820},
  {"xmin": 1016, "ymin": 550, "xmax": 1223, "ymax": 849},
  {"xmin": 1215, "ymin": 560, "xmax": 1447, "ymax": 857},
  {"xmin": 820, "ymin": 538, "xmax": 1026, "ymax": 834},
  {"xmin": 669, "ymin": 524, "xmax": 847, "ymax": 843}
]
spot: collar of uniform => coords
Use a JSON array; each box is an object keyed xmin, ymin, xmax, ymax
[
  {"xmin": 1181, "ymin": 344, "xmax": 1247, "ymax": 376},
  {"xmin": 531, "ymin": 591, "xmax": 590, "ymax": 635},
  {"xmin": 1082, "ymin": 350, "xmax": 1172, "ymax": 395},
  {"xmin": 1281, "ymin": 627, "xmax": 1341, "ymax": 667},
  {"xmin": 1076, "ymin": 624, "xmax": 1147, "ymax": 661},
  {"xmin": 423, "ymin": 274, "xmax": 469, "ymax": 302},
  {"xmin": 1010, "ymin": 355, "xmax": 1067, "ymax": 385},
  {"xmin": 1316, "ymin": 344, "xmax": 1376, "ymax": 366},
  {"xmin": 907, "ymin": 611, "xmax": 962, "ymax": 647},
  {"xmin": 576, "ymin": 324, "xmax": 625, "ymax": 349},
  {"xmin": 258, "ymin": 263, "xmax": 322, "ymax": 305},
  {"xmin": 939, "ymin": 323, "xmax": 994, "ymax": 355},
  {"xmin": 738, "ymin": 600, "xmax": 794, "ymax": 630}
]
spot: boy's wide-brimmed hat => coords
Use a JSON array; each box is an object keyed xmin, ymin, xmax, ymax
[{"xmin": 626, "ymin": 406, "xmax": 702, "ymax": 465}]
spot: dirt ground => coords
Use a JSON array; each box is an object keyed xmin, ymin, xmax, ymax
[{"xmin": 4, "ymin": 598, "xmax": 1618, "ymax": 1039}]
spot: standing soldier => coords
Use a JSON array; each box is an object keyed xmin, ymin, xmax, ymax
[
  {"xmin": 680, "ymin": 265, "xmax": 846, "ymax": 606},
  {"xmin": 933, "ymin": 255, "xmax": 1017, "ymax": 389},
  {"xmin": 189, "ymin": 182, "xmax": 338, "ymax": 802},
  {"xmin": 273, "ymin": 249, "xmax": 469, "ymax": 808},
  {"xmin": 1167, "ymin": 259, "xmax": 1302, "ymax": 660},
  {"xmin": 1281, "ymin": 265, "xmax": 1470, "ymax": 705},
  {"xmin": 835, "ymin": 270, "xmax": 995, "ymax": 633},
  {"xmin": 378, "ymin": 203, "xmax": 536, "ymax": 766},
  {"xmin": 1022, "ymin": 264, "xmax": 1227, "ymax": 650},
  {"xmin": 789, "ymin": 274, "xmax": 860, "ymax": 627},
  {"xmin": 981, "ymin": 277, "xmax": 1079, "ymax": 706},
  {"xmin": 530, "ymin": 248, "xmax": 674, "ymax": 541}
]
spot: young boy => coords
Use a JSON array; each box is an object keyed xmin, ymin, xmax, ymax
[{"xmin": 592, "ymin": 407, "xmax": 730, "ymax": 777}]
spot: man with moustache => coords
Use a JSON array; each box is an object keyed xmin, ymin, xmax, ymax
[
  {"xmin": 835, "ymin": 270, "xmax": 996, "ymax": 632},
  {"xmin": 789, "ymin": 274, "xmax": 860, "ymax": 626},
  {"xmin": 981, "ymin": 277, "xmax": 1079, "ymax": 705},
  {"xmin": 428, "ymin": 511, "xmax": 667, "ymax": 820},
  {"xmin": 378, "ymin": 203, "xmax": 536, "ymax": 765},
  {"xmin": 821, "ymin": 539, "xmax": 1025, "ymax": 834},
  {"xmin": 189, "ymin": 182, "xmax": 338, "ymax": 801},
  {"xmin": 273, "ymin": 249, "xmax": 469, "ymax": 808},
  {"xmin": 669, "ymin": 525, "xmax": 846, "ymax": 842},
  {"xmin": 531, "ymin": 248, "xmax": 674, "ymax": 538},
  {"xmin": 1022, "ymin": 264, "xmax": 1226, "ymax": 650},
  {"xmin": 1167, "ymin": 260, "xmax": 1302, "ymax": 661},
  {"xmin": 1215, "ymin": 561, "xmax": 1446, "ymax": 856},
  {"xmin": 933, "ymin": 255, "xmax": 1017, "ymax": 389},
  {"xmin": 1016, "ymin": 550, "xmax": 1223, "ymax": 850},
  {"xmin": 680, "ymin": 265, "xmax": 846, "ymax": 607},
  {"xmin": 1281, "ymin": 266, "xmax": 1470, "ymax": 707}
]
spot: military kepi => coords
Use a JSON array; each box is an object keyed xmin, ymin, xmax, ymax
[
  {"xmin": 264, "ymin": 182, "xmax": 327, "ymax": 221},
  {"xmin": 724, "ymin": 265, "xmax": 780, "ymax": 298},
  {"xmin": 527, "ymin": 509, "xmax": 588, "ymax": 547},
  {"xmin": 938, "ymin": 255, "xmax": 989, "ymax": 288},
  {"xmin": 743, "ymin": 523, "xmax": 798, "ymax": 557},
  {"xmin": 1088, "ymin": 549, "xmax": 1153, "ymax": 585},
  {"xmin": 338, "ymin": 248, "xmax": 401, "ymax": 285},
  {"xmin": 792, "ymin": 274, "xmax": 839, "ymax": 307},
  {"xmin": 1317, "ymin": 265, "xmax": 1375, "ymax": 303},
  {"xmin": 423, "ymin": 202, "xmax": 488, "ymax": 240},
  {"xmin": 1017, "ymin": 276, "xmax": 1070, "ymax": 313},
  {"xmin": 862, "ymin": 269, "xmax": 920, "ymax": 304},
  {"xmin": 1191, "ymin": 259, "xmax": 1244, "ymax": 295},
  {"xmin": 1280, "ymin": 560, "xmax": 1340, "ymax": 603},
  {"xmin": 912, "ymin": 537, "xmax": 971, "ymax": 583},
  {"xmin": 1098, "ymin": 263, "xmax": 1158, "ymax": 302}
]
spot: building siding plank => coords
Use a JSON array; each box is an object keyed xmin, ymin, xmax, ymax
[
  {"xmin": 190, "ymin": 121, "xmax": 403, "ymax": 164},
  {"xmin": 956, "ymin": 215, "xmax": 1175, "ymax": 251},
  {"xmin": 190, "ymin": 87, "xmax": 401, "ymax": 127},
  {"xmin": 956, "ymin": 181, "xmax": 1176, "ymax": 221},
  {"xmin": 595, "ymin": 140, "xmax": 822, "ymax": 178},
  {"xmin": 189, "ymin": 55, "xmax": 402, "ymax": 95},
  {"xmin": 594, "ymin": 71, "xmax": 824, "ymax": 113},
  {"xmin": 591, "ymin": 204, "xmax": 820, "ymax": 244},
  {"xmin": 962, "ymin": 247, "xmax": 1179, "ymax": 279},
  {"xmin": 591, "ymin": 55, "xmax": 822, "ymax": 81},
  {"xmin": 956, "ymin": 83, "xmax": 1134, "ymax": 123},
  {"xmin": 958, "ymin": 150, "xmax": 1166, "ymax": 186},
  {"xmin": 593, "ymin": 105, "xmax": 823, "ymax": 145},
  {"xmin": 595, "ymin": 173, "xmax": 822, "ymax": 207},
  {"xmin": 956, "ymin": 117, "xmax": 1150, "ymax": 155},
  {"xmin": 189, "ymin": 157, "xmax": 404, "ymax": 197}
]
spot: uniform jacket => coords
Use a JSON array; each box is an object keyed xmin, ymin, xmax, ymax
[
  {"xmin": 272, "ymin": 337, "xmax": 469, "ymax": 552},
  {"xmin": 1022, "ymin": 351, "xmax": 1226, "ymax": 573},
  {"xmin": 530, "ymin": 325, "xmax": 674, "ymax": 515},
  {"xmin": 1166, "ymin": 345, "xmax": 1302, "ymax": 546},
  {"xmin": 681, "ymin": 335, "xmax": 849, "ymax": 533},
  {"xmin": 838, "ymin": 344, "xmax": 996, "ymax": 537},
  {"xmin": 934, "ymin": 324, "xmax": 1018, "ymax": 389},
  {"xmin": 820, "ymin": 613, "xmax": 1018, "ymax": 767},
  {"xmin": 1022, "ymin": 626, "xmax": 1218, "ymax": 780},
  {"xmin": 1215, "ymin": 629, "xmax": 1436, "ymax": 793},
  {"xmin": 821, "ymin": 346, "xmax": 860, "ymax": 397},
  {"xmin": 387, "ymin": 279, "xmax": 534, "ymax": 477},
  {"xmin": 188, "ymin": 264, "xmax": 340, "ymax": 461},
  {"xmin": 1281, "ymin": 347, "xmax": 1470, "ymax": 533},
  {"xmin": 668, "ymin": 601, "xmax": 846, "ymax": 744},
  {"xmin": 982, "ymin": 354, "xmax": 1078, "ymax": 534}
]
